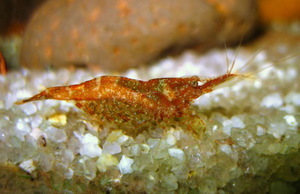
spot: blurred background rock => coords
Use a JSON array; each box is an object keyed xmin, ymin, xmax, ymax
[
  {"xmin": 0, "ymin": 0, "xmax": 299, "ymax": 72},
  {"xmin": 19, "ymin": 0, "xmax": 258, "ymax": 71}
]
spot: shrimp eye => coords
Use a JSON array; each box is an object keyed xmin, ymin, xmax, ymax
[
  {"xmin": 191, "ymin": 81, "xmax": 198, "ymax": 87},
  {"xmin": 191, "ymin": 81, "xmax": 203, "ymax": 87}
]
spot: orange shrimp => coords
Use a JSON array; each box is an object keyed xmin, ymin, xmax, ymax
[
  {"xmin": 15, "ymin": 71, "xmax": 238, "ymax": 123},
  {"xmin": 15, "ymin": 47, "xmax": 255, "ymax": 138}
]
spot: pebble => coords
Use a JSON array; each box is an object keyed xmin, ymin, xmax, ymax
[
  {"xmin": 79, "ymin": 133, "xmax": 102, "ymax": 158},
  {"xmin": 261, "ymin": 93, "xmax": 283, "ymax": 108},
  {"xmin": 285, "ymin": 92, "xmax": 300, "ymax": 106},
  {"xmin": 19, "ymin": 159, "xmax": 36, "ymax": 173},
  {"xmin": 20, "ymin": 103, "xmax": 37, "ymax": 115},
  {"xmin": 161, "ymin": 173, "xmax": 178, "ymax": 191},
  {"xmin": 96, "ymin": 153, "xmax": 119, "ymax": 172},
  {"xmin": 44, "ymin": 125, "xmax": 67, "ymax": 143},
  {"xmin": 283, "ymin": 115, "xmax": 298, "ymax": 127},
  {"xmin": 168, "ymin": 148, "xmax": 185, "ymax": 161},
  {"xmin": 117, "ymin": 155, "xmax": 134, "ymax": 174},
  {"xmin": 103, "ymin": 141, "xmax": 122, "ymax": 155}
]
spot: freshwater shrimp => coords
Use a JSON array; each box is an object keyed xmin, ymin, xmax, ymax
[
  {"xmin": 15, "ymin": 49, "xmax": 254, "ymax": 137},
  {"xmin": 15, "ymin": 72, "xmax": 238, "ymax": 119}
]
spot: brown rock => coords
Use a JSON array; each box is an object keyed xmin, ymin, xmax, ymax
[{"xmin": 21, "ymin": 0, "xmax": 258, "ymax": 71}]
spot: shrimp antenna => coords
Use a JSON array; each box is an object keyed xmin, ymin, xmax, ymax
[
  {"xmin": 224, "ymin": 37, "xmax": 243, "ymax": 75},
  {"xmin": 230, "ymin": 40, "xmax": 242, "ymax": 74},
  {"xmin": 244, "ymin": 63, "xmax": 273, "ymax": 78},
  {"xmin": 224, "ymin": 43, "xmax": 230, "ymax": 74},
  {"xmin": 244, "ymin": 53, "xmax": 297, "ymax": 78},
  {"xmin": 237, "ymin": 49, "xmax": 263, "ymax": 74}
]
